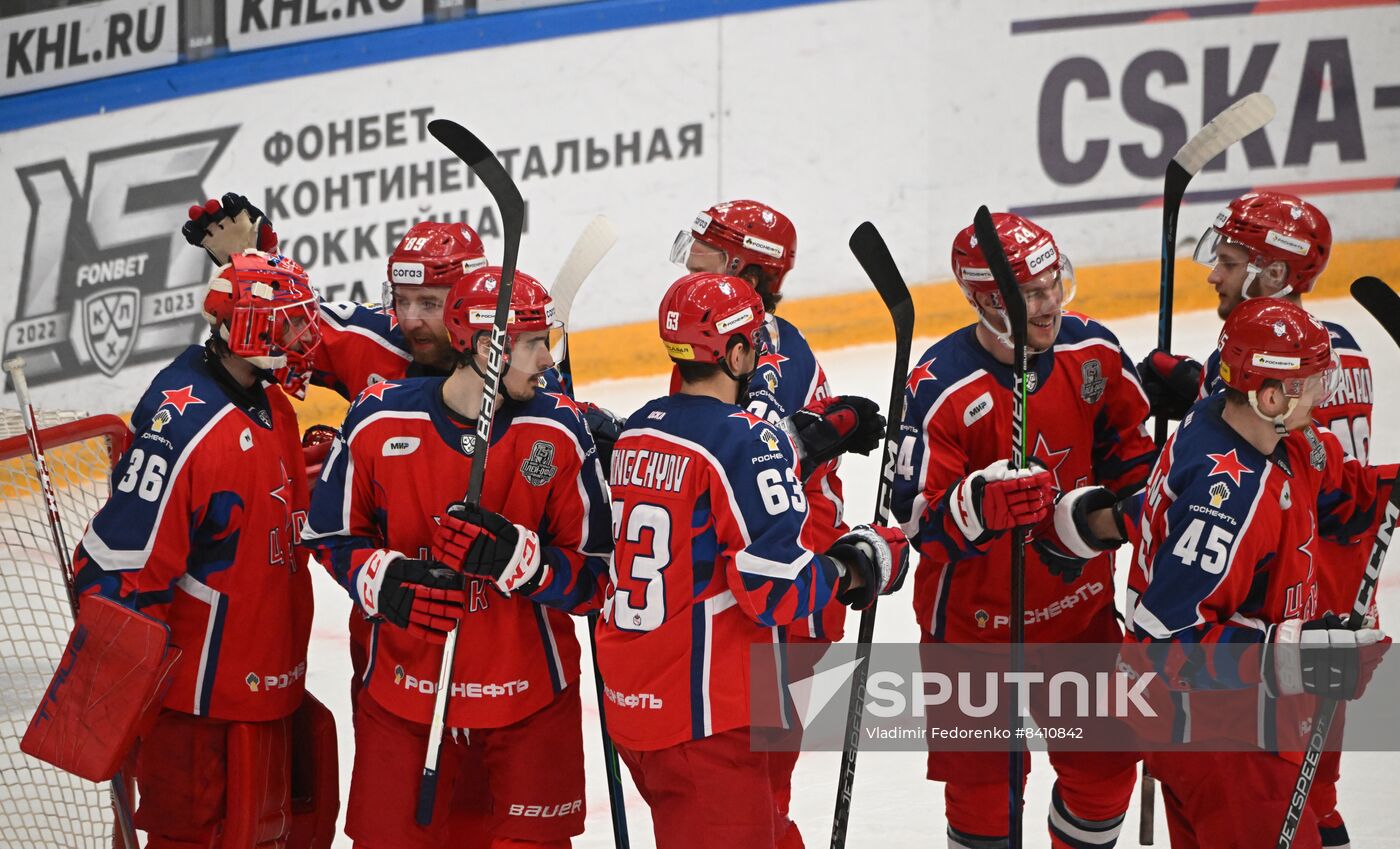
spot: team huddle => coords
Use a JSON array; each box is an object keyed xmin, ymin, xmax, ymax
[{"xmin": 23, "ymin": 186, "xmax": 1396, "ymax": 849}]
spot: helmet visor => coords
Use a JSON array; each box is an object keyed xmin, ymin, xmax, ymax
[
  {"xmin": 392, "ymin": 285, "xmax": 449, "ymax": 320},
  {"xmin": 670, "ymin": 231, "xmax": 728, "ymax": 274}
]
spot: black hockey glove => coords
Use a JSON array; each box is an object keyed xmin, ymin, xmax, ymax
[
  {"xmin": 354, "ymin": 551, "xmax": 465, "ymax": 644},
  {"xmin": 1264, "ymin": 614, "xmax": 1389, "ymax": 701},
  {"xmin": 182, "ymin": 192, "xmax": 278, "ymax": 264},
  {"xmin": 827, "ymin": 524, "xmax": 910, "ymax": 611},
  {"xmin": 579, "ymin": 400, "xmax": 625, "ymax": 472},
  {"xmin": 432, "ymin": 502, "xmax": 549, "ymax": 595},
  {"xmin": 1137, "ymin": 350, "xmax": 1203, "ymax": 421},
  {"xmin": 1031, "ymin": 486, "xmax": 1130, "ymax": 583},
  {"xmin": 787, "ymin": 395, "xmax": 884, "ymax": 478}
]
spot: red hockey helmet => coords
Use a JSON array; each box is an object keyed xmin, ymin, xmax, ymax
[
  {"xmin": 658, "ymin": 272, "xmax": 765, "ymax": 363},
  {"xmin": 1217, "ymin": 299, "xmax": 1338, "ymax": 434},
  {"xmin": 1193, "ymin": 191, "xmax": 1331, "ymax": 297},
  {"xmin": 385, "ymin": 221, "xmax": 489, "ymax": 314},
  {"xmin": 442, "ymin": 266, "xmax": 557, "ymax": 354},
  {"xmin": 950, "ymin": 212, "xmax": 1075, "ymax": 349},
  {"xmin": 203, "ymin": 251, "xmax": 322, "ymax": 379},
  {"xmin": 670, "ymin": 200, "xmax": 797, "ymax": 294}
]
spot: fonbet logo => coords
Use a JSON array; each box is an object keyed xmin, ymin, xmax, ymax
[{"xmin": 5, "ymin": 128, "xmax": 237, "ymax": 385}]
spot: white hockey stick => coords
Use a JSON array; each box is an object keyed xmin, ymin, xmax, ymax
[{"xmin": 549, "ymin": 214, "xmax": 618, "ymax": 364}]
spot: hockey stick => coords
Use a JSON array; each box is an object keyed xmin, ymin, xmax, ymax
[
  {"xmin": 1276, "ymin": 276, "xmax": 1400, "ymax": 848},
  {"xmin": 544, "ymin": 217, "xmax": 630, "ymax": 848},
  {"xmin": 1143, "ymin": 92, "xmax": 1275, "ymax": 843},
  {"xmin": 829, "ymin": 221, "xmax": 915, "ymax": 849},
  {"xmin": 417, "ymin": 120, "xmax": 526, "ymax": 826},
  {"xmin": 549, "ymin": 214, "xmax": 618, "ymax": 394},
  {"xmin": 3, "ymin": 356, "xmax": 141, "ymax": 849},
  {"xmin": 972, "ymin": 206, "xmax": 1031, "ymax": 847},
  {"xmin": 1152, "ymin": 91, "xmax": 1276, "ymax": 447}
]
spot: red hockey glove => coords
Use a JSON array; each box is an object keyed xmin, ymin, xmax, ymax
[
  {"xmin": 787, "ymin": 395, "xmax": 885, "ymax": 478},
  {"xmin": 1031, "ymin": 485, "xmax": 1130, "ymax": 583},
  {"xmin": 948, "ymin": 459, "xmax": 1054, "ymax": 544},
  {"xmin": 1265, "ymin": 614, "xmax": 1389, "ymax": 701},
  {"xmin": 1137, "ymin": 349, "xmax": 1203, "ymax": 422},
  {"xmin": 829, "ymin": 524, "xmax": 911, "ymax": 610},
  {"xmin": 355, "ymin": 550, "xmax": 465, "ymax": 644},
  {"xmin": 433, "ymin": 502, "xmax": 549, "ymax": 595}
]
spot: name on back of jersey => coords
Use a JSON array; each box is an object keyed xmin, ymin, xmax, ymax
[{"xmin": 610, "ymin": 448, "xmax": 691, "ymax": 493}]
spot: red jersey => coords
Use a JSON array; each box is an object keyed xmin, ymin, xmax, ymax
[
  {"xmin": 1125, "ymin": 395, "xmax": 1394, "ymax": 750},
  {"xmin": 75, "ymin": 345, "xmax": 311, "ymax": 721},
  {"xmin": 891, "ymin": 316, "xmax": 1156, "ymax": 643},
  {"xmin": 301, "ymin": 377, "xmax": 611, "ymax": 728},
  {"xmin": 596, "ymin": 393, "xmax": 842, "ymax": 751},
  {"xmin": 311, "ymin": 301, "xmax": 415, "ymax": 399}
]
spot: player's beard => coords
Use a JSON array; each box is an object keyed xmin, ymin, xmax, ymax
[
  {"xmin": 407, "ymin": 332, "xmax": 456, "ymax": 372},
  {"xmin": 502, "ymin": 367, "xmax": 542, "ymax": 402}
]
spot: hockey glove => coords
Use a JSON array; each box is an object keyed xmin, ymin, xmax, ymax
[
  {"xmin": 786, "ymin": 395, "xmax": 885, "ymax": 476},
  {"xmin": 433, "ymin": 502, "xmax": 549, "ymax": 596},
  {"xmin": 579, "ymin": 401, "xmax": 625, "ymax": 472},
  {"xmin": 1137, "ymin": 350, "xmax": 1203, "ymax": 422},
  {"xmin": 355, "ymin": 550, "xmax": 465, "ymax": 644},
  {"xmin": 182, "ymin": 193, "xmax": 278, "ymax": 265},
  {"xmin": 1031, "ymin": 486, "xmax": 1130, "ymax": 583},
  {"xmin": 1264, "ymin": 614, "xmax": 1389, "ymax": 700},
  {"xmin": 828, "ymin": 524, "xmax": 911, "ymax": 611},
  {"xmin": 948, "ymin": 459, "xmax": 1054, "ymax": 545}
]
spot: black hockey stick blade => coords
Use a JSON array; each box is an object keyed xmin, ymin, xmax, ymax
[
  {"xmin": 971, "ymin": 205, "xmax": 1029, "ymax": 847},
  {"xmin": 1351, "ymin": 276, "xmax": 1400, "ymax": 350},
  {"xmin": 972, "ymin": 206, "xmax": 1028, "ymax": 351},
  {"xmin": 829, "ymin": 222, "xmax": 915, "ymax": 849},
  {"xmin": 419, "ymin": 119, "xmax": 527, "ymax": 827}
]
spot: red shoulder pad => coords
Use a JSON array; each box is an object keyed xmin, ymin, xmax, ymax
[{"xmin": 21, "ymin": 595, "xmax": 180, "ymax": 782}]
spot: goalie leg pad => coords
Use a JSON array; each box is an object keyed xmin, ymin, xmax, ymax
[
  {"xmin": 223, "ymin": 715, "xmax": 294, "ymax": 849},
  {"xmin": 22, "ymin": 594, "xmax": 180, "ymax": 782},
  {"xmin": 133, "ymin": 711, "xmax": 229, "ymax": 846},
  {"xmin": 287, "ymin": 693, "xmax": 340, "ymax": 849}
]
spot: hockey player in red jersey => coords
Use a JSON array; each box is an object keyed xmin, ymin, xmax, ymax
[
  {"xmin": 301, "ymin": 266, "xmax": 612, "ymax": 849},
  {"xmin": 1139, "ymin": 191, "xmax": 1376, "ymax": 845},
  {"xmin": 891, "ymin": 213, "xmax": 1157, "ymax": 848},
  {"xmin": 595, "ymin": 272, "xmax": 908, "ymax": 849},
  {"xmin": 1127, "ymin": 297, "xmax": 1392, "ymax": 849},
  {"xmin": 71, "ymin": 250, "xmax": 337, "ymax": 849},
  {"xmin": 670, "ymin": 199, "xmax": 882, "ymax": 846},
  {"xmin": 312, "ymin": 219, "xmax": 491, "ymax": 399}
]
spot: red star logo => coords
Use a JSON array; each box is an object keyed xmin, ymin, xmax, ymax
[
  {"xmin": 270, "ymin": 460, "xmax": 291, "ymax": 509},
  {"xmin": 160, "ymin": 385, "xmax": 204, "ymax": 415},
  {"xmin": 356, "ymin": 381, "xmax": 400, "ymax": 403},
  {"xmin": 729, "ymin": 410, "xmax": 768, "ymax": 429},
  {"xmin": 546, "ymin": 392, "xmax": 584, "ymax": 421},
  {"xmin": 1032, "ymin": 433, "xmax": 1073, "ymax": 491},
  {"xmin": 907, "ymin": 359, "xmax": 937, "ymax": 394},
  {"xmin": 386, "ymin": 307, "xmax": 399, "ymax": 332},
  {"xmin": 1207, "ymin": 449, "xmax": 1253, "ymax": 486},
  {"xmin": 757, "ymin": 352, "xmax": 790, "ymax": 377}
]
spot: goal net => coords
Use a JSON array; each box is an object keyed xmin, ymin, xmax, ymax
[{"xmin": 0, "ymin": 409, "xmax": 132, "ymax": 849}]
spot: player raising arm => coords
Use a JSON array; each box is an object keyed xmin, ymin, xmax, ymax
[
  {"xmin": 301, "ymin": 266, "xmax": 611, "ymax": 849},
  {"xmin": 595, "ymin": 272, "xmax": 908, "ymax": 849},
  {"xmin": 1127, "ymin": 298, "xmax": 1393, "ymax": 849}
]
